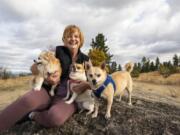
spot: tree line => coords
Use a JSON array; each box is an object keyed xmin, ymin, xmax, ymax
[
  {"xmin": 131, "ymin": 55, "xmax": 180, "ymax": 77},
  {"xmin": 88, "ymin": 33, "xmax": 180, "ymax": 77}
]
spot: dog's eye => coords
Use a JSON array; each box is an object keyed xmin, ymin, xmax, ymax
[
  {"xmin": 38, "ymin": 57, "xmax": 40, "ymax": 60},
  {"xmin": 77, "ymin": 66, "xmax": 80, "ymax": 70},
  {"xmin": 89, "ymin": 74, "xmax": 93, "ymax": 78},
  {"xmin": 97, "ymin": 74, "xmax": 101, "ymax": 77}
]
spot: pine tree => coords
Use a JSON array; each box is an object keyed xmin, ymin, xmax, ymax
[
  {"xmin": 110, "ymin": 61, "xmax": 117, "ymax": 73},
  {"xmin": 131, "ymin": 63, "xmax": 140, "ymax": 77},
  {"xmin": 150, "ymin": 61, "xmax": 155, "ymax": 71},
  {"xmin": 90, "ymin": 33, "xmax": 113, "ymax": 64},
  {"xmin": 137, "ymin": 62, "xmax": 141, "ymax": 71},
  {"xmin": 118, "ymin": 64, "xmax": 122, "ymax": 71},
  {"xmin": 173, "ymin": 54, "xmax": 179, "ymax": 67},
  {"xmin": 141, "ymin": 56, "xmax": 147, "ymax": 72},
  {"xmin": 155, "ymin": 57, "xmax": 160, "ymax": 70}
]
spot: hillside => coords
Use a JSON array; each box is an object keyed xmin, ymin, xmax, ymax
[
  {"xmin": 134, "ymin": 71, "xmax": 180, "ymax": 85},
  {"xmin": 0, "ymin": 75, "xmax": 180, "ymax": 135}
]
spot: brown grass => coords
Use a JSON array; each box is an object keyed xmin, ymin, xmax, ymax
[
  {"xmin": 0, "ymin": 76, "xmax": 31, "ymax": 110},
  {"xmin": 134, "ymin": 71, "xmax": 180, "ymax": 85}
]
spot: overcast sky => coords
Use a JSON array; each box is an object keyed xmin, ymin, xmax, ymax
[{"xmin": 0, "ymin": 0, "xmax": 180, "ymax": 73}]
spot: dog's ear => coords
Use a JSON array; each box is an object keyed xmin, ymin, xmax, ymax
[
  {"xmin": 85, "ymin": 59, "xmax": 92, "ymax": 70},
  {"xmin": 100, "ymin": 61, "xmax": 106, "ymax": 70}
]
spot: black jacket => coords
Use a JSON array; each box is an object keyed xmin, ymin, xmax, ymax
[{"xmin": 55, "ymin": 46, "xmax": 89, "ymax": 82}]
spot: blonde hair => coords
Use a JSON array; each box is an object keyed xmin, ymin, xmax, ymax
[{"xmin": 62, "ymin": 25, "xmax": 84, "ymax": 48}]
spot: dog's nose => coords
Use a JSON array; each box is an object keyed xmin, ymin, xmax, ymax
[{"xmin": 92, "ymin": 79, "xmax": 97, "ymax": 85}]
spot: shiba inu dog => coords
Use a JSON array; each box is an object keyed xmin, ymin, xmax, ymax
[
  {"xmin": 31, "ymin": 51, "xmax": 61, "ymax": 96},
  {"xmin": 85, "ymin": 60, "xmax": 134, "ymax": 119},
  {"xmin": 64, "ymin": 63, "xmax": 94, "ymax": 115}
]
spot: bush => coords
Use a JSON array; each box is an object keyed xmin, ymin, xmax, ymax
[
  {"xmin": 131, "ymin": 69, "xmax": 140, "ymax": 78},
  {"xmin": 159, "ymin": 64, "xmax": 171, "ymax": 78}
]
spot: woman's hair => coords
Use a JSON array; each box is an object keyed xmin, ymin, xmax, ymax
[{"xmin": 62, "ymin": 25, "xmax": 84, "ymax": 48}]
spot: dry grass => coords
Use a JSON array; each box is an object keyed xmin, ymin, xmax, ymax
[
  {"xmin": 134, "ymin": 71, "xmax": 180, "ymax": 85},
  {"xmin": 0, "ymin": 75, "xmax": 180, "ymax": 135},
  {"xmin": 0, "ymin": 73, "xmax": 179, "ymax": 110},
  {"xmin": 133, "ymin": 81, "xmax": 180, "ymax": 107},
  {"xmin": 0, "ymin": 76, "xmax": 31, "ymax": 110}
]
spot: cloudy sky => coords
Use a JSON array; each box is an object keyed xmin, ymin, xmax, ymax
[{"xmin": 0, "ymin": 0, "xmax": 180, "ymax": 73}]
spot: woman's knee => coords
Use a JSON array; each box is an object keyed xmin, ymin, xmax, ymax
[
  {"xmin": 48, "ymin": 106, "xmax": 75, "ymax": 127},
  {"xmin": 20, "ymin": 90, "xmax": 50, "ymax": 110},
  {"xmin": 20, "ymin": 94, "xmax": 36, "ymax": 109},
  {"xmin": 48, "ymin": 111, "xmax": 67, "ymax": 126}
]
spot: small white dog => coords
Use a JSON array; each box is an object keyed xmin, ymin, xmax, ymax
[
  {"xmin": 63, "ymin": 62, "xmax": 94, "ymax": 115},
  {"xmin": 85, "ymin": 60, "xmax": 134, "ymax": 118},
  {"xmin": 31, "ymin": 51, "xmax": 61, "ymax": 96}
]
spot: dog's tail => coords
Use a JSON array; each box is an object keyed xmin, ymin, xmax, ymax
[{"xmin": 125, "ymin": 62, "xmax": 134, "ymax": 73}]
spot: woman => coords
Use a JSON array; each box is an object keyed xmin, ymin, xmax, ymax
[{"xmin": 0, "ymin": 25, "xmax": 90, "ymax": 131}]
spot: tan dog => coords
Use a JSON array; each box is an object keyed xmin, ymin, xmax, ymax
[
  {"xmin": 31, "ymin": 51, "xmax": 61, "ymax": 96},
  {"xmin": 63, "ymin": 63, "xmax": 94, "ymax": 115},
  {"xmin": 85, "ymin": 61, "xmax": 134, "ymax": 119}
]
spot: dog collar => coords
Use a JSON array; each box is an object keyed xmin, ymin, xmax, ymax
[{"xmin": 93, "ymin": 75, "xmax": 116, "ymax": 98}]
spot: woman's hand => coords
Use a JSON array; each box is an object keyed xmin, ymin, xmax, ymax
[
  {"xmin": 46, "ymin": 71, "xmax": 60, "ymax": 85},
  {"xmin": 30, "ymin": 63, "xmax": 38, "ymax": 75},
  {"xmin": 72, "ymin": 81, "xmax": 91, "ymax": 94}
]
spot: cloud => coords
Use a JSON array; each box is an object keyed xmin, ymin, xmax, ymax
[{"xmin": 0, "ymin": 0, "xmax": 180, "ymax": 72}]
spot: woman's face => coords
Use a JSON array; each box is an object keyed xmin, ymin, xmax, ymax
[{"xmin": 64, "ymin": 31, "xmax": 80, "ymax": 50}]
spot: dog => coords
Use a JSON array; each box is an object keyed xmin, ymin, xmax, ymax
[
  {"xmin": 85, "ymin": 60, "xmax": 134, "ymax": 119},
  {"xmin": 31, "ymin": 51, "xmax": 61, "ymax": 96},
  {"xmin": 63, "ymin": 62, "xmax": 94, "ymax": 115}
]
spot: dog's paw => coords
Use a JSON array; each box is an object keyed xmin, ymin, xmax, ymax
[
  {"xmin": 115, "ymin": 97, "xmax": 121, "ymax": 102},
  {"xmin": 128, "ymin": 102, "xmax": 132, "ymax": 106},
  {"xmin": 49, "ymin": 91, "xmax": 54, "ymax": 96},
  {"xmin": 105, "ymin": 113, "xmax": 111, "ymax": 119},
  {"xmin": 33, "ymin": 87, "xmax": 41, "ymax": 91},
  {"xmin": 65, "ymin": 100, "xmax": 72, "ymax": 104},
  {"xmin": 92, "ymin": 113, "xmax": 97, "ymax": 118}
]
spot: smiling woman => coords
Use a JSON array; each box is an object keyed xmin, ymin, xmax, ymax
[{"xmin": 0, "ymin": 25, "xmax": 91, "ymax": 132}]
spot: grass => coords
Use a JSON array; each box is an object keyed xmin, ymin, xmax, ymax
[
  {"xmin": 134, "ymin": 71, "xmax": 180, "ymax": 85},
  {"xmin": 0, "ymin": 76, "xmax": 30, "ymax": 110}
]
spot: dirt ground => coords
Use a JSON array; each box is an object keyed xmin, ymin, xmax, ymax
[{"xmin": 0, "ymin": 77, "xmax": 180, "ymax": 135}]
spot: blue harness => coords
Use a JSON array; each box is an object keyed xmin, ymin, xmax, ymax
[{"xmin": 93, "ymin": 75, "xmax": 116, "ymax": 98}]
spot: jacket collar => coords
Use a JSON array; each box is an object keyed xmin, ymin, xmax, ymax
[{"xmin": 63, "ymin": 46, "xmax": 82, "ymax": 61}]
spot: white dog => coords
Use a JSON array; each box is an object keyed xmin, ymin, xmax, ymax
[
  {"xmin": 31, "ymin": 51, "xmax": 61, "ymax": 96},
  {"xmin": 63, "ymin": 62, "xmax": 94, "ymax": 115}
]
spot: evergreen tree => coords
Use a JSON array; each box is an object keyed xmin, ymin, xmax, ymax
[
  {"xmin": 117, "ymin": 64, "xmax": 122, "ymax": 71},
  {"xmin": 150, "ymin": 61, "xmax": 155, "ymax": 71},
  {"xmin": 141, "ymin": 56, "xmax": 148, "ymax": 72},
  {"xmin": 110, "ymin": 61, "xmax": 117, "ymax": 73},
  {"xmin": 173, "ymin": 54, "xmax": 179, "ymax": 67},
  {"xmin": 141, "ymin": 56, "xmax": 147, "ymax": 65},
  {"xmin": 90, "ymin": 33, "xmax": 113, "ymax": 64},
  {"xmin": 131, "ymin": 63, "xmax": 140, "ymax": 77},
  {"xmin": 137, "ymin": 62, "xmax": 142, "ymax": 71},
  {"xmin": 155, "ymin": 57, "xmax": 160, "ymax": 70}
]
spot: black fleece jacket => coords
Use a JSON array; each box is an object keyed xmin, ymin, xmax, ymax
[{"xmin": 55, "ymin": 46, "xmax": 89, "ymax": 82}]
